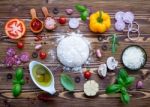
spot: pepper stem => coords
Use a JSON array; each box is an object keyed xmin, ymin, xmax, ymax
[{"xmin": 97, "ymin": 11, "xmax": 103, "ymax": 23}]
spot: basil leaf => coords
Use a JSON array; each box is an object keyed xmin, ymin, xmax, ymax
[
  {"xmin": 106, "ymin": 84, "xmax": 121, "ymax": 93},
  {"xmin": 117, "ymin": 77, "xmax": 125, "ymax": 86},
  {"xmin": 15, "ymin": 68, "xmax": 24, "ymax": 80},
  {"xmin": 120, "ymin": 87, "xmax": 127, "ymax": 94},
  {"xmin": 20, "ymin": 79, "xmax": 25, "ymax": 85},
  {"xmin": 75, "ymin": 4, "xmax": 87, "ymax": 12},
  {"xmin": 81, "ymin": 10, "xmax": 89, "ymax": 21},
  {"xmin": 12, "ymin": 84, "xmax": 22, "ymax": 97},
  {"xmin": 125, "ymin": 76, "xmax": 135, "ymax": 87},
  {"xmin": 118, "ymin": 68, "xmax": 128, "ymax": 81},
  {"xmin": 121, "ymin": 92, "xmax": 130, "ymax": 104},
  {"xmin": 60, "ymin": 74, "xmax": 75, "ymax": 91}
]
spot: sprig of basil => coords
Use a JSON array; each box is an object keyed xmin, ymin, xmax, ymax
[
  {"xmin": 105, "ymin": 67, "xmax": 134, "ymax": 104},
  {"xmin": 12, "ymin": 68, "xmax": 25, "ymax": 97},
  {"xmin": 75, "ymin": 4, "xmax": 89, "ymax": 21}
]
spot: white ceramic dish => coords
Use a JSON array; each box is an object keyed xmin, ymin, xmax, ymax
[{"xmin": 29, "ymin": 61, "xmax": 56, "ymax": 95}]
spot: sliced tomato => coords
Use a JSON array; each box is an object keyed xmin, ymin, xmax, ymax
[{"xmin": 5, "ymin": 19, "xmax": 26, "ymax": 39}]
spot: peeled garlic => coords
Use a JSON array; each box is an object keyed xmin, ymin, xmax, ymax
[{"xmin": 98, "ymin": 64, "xmax": 107, "ymax": 78}]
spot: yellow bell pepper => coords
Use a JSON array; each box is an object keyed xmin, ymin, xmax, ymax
[{"xmin": 89, "ymin": 11, "xmax": 111, "ymax": 33}]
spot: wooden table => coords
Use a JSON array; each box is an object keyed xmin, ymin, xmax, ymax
[{"xmin": 0, "ymin": 0, "xmax": 150, "ymax": 107}]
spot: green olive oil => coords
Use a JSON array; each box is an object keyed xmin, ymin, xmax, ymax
[{"xmin": 32, "ymin": 64, "xmax": 52, "ymax": 87}]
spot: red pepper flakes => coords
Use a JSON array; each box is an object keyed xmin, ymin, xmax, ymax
[{"xmin": 34, "ymin": 35, "xmax": 42, "ymax": 41}]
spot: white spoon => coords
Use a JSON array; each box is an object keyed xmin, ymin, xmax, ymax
[{"xmin": 29, "ymin": 61, "xmax": 56, "ymax": 95}]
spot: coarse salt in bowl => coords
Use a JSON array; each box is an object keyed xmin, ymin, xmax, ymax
[{"xmin": 121, "ymin": 45, "xmax": 147, "ymax": 71}]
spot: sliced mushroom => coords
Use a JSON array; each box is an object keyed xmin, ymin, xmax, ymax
[{"xmin": 106, "ymin": 57, "xmax": 118, "ymax": 70}]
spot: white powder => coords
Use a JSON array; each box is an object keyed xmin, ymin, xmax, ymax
[
  {"xmin": 57, "ymin": 32, "xmax": 90, "ymax": 67},
  {"xmin": 122, "ymin": 46, "xmax": 145, "ymax": 70}
]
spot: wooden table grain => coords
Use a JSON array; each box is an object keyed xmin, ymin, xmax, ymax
[{"xmin": 0, "ymin": 0, "xmax": 150, "ymax": 107}]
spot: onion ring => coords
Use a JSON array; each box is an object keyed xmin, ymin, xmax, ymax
[{"xmin": 127, "ymin": 28, "xmax": 140, "ymax": 41}]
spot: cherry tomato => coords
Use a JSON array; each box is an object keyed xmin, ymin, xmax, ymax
[
  {"xmin": 84, "ymin": 71, "xmax": 91, "ymax": 79},
  {"xmin": 39, "ymin": 51, "xmax": 47, "ymax": 59},
  {"xmin": 58, "ymin": 16, "xmax": 67, "ymax": 24},
  {"xmin": 17, "ymin": 41, "xmax": 24, "ymax": 49}
]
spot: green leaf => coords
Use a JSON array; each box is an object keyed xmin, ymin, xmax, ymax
[
  {"xmin": 118, "ymin": 68, "xmax": 128, "ymax": 81},
  {"xmin": 75, "ymin": 4, "xmax": 87, "ymax": 12},
  {"xmin": 12, "ymin": 79, "xmax": 20, "ymax": 85},
  {"xmin": 15, "ymin": 67, "xmax": 24, "ymax": 80},
  {"xmin": 120, "ymin": 87, "xmax": 127, "ymax": 94},
  {"xmin": 125, "ymin": 76, "xmax": 135, "ymax": 87},
  {"xmin": 12, "ymin": 84, "xmax": 22, "ymax": 97},
  {"xmin": 81, "ymin": 10, "xmax": 89, "ymax": 21},
  {"xmin": 117, "ymin": 77, "xmax": 125, "ymax": 86},
  {"xmin": 121, "ymin": 92, "xmax": 130, "ymax": 104},
  {"xmin": 106, "ymin": 84, "xmax": 121, "ymax": 93},
  {"xmin": 20, "ymin": 79, "xmax": 25, "ymax": 85},
  {"xmin": 60, "ymin": 74, "xmax": 75, "ymax": 91}
]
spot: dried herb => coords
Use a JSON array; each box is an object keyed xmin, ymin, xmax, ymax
[
  {"xmin": 110, "ymin": 34, "xmax": 119, "ymax": 54},
  {"xmin": 105, "ymin": 68, "xmax": 135, "ymax": 104}
]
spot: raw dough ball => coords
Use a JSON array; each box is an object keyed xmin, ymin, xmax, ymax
[{"xmin": 57, "ymin": 34, "xmax": 89, "ymax": 67}]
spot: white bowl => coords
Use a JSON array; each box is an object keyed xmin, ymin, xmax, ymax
[{"xmin": 29, "ymin": 61, "xmax": 56, "ymax": 95}]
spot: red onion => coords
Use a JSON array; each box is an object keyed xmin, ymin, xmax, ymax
[
  {"xmin": 115, "ymin": 11, "xmax": 124, "ymax": 21},
  {"xmin": 115, "ymin": 20, "xmax": 126, "ymax": 31},
  {"xmin": 6, "ymin": 48, "xmax": 16, "ymax": 57},
  {"xmin": 4, "ymin": 56, "xmax": 16, "ymax": 67},
  {"xmin": 20, "ymin": 52, "xmax": 30, "ymax": 63},
  {"xmin": 123, "ymin": 11, "xmax": 134, "ymax": 23}
]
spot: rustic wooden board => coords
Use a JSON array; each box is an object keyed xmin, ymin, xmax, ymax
[{"xmin": 0, "ymin": 0, "xmax": 150, "ymax": 107}]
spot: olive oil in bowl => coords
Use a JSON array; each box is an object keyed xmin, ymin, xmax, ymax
[
  {"xmin": 29, "ymin": 61, "xmax": 56, "ymax": 95},
  {"xmin": 32, "ymin": 64, "xmax": 52, "ymax": 87}
]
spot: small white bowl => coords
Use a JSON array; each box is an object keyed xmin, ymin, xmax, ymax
[{"xmin": 29, "ymin": 61, "xmax": 56, "ymax": 95}]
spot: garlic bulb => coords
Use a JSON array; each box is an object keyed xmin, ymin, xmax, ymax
[{"xmin": 84, "ymin": 80, "xmax": 99, "ymax": 96}]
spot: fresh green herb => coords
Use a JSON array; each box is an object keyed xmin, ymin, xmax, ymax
[
  {"xmin": 110, "ymin": 34, "xmax": 119, "ymax": 54},
  {"xmin": 75, "ymin": 4, "xmax": 89, "ymax": 21},
  {"xmin": 12, "ymin": 68, "xmax": 25, "ymax": 97},
  {"xmin": 105, "ymin": 67, "xmax": 135, "ymax": 104},
  {"xmin": 60, "ymin": 73, "xmax": 75, "ymax": 91}
]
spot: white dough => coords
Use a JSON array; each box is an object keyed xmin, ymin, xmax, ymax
[{"xmin": 57, "ymin": 33, "xmax": 89, "ymax": 67}]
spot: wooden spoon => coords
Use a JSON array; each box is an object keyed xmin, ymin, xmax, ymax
[
  {"xmin": 30, "ymin": 8, "xmax": 44, "ymax": 33},
  {"xmin": 42, "ymin": 7, "xmax": 56, "ymax": 30}
]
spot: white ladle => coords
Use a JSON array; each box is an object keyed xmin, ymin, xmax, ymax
[{"xmin": 29, "ymin": 61, "xmax": 56, "ymax": 95}]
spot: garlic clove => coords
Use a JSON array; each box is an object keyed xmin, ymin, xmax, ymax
[{"xmin": 98, "ymin": 64, "xmax": 107, "ymax": 77}]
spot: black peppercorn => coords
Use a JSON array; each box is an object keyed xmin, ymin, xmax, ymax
[
  {"xmin": 32, "ymin": 52, "xmax": 38, "ymax": 58},
  {"xmin": 74, "ymin": 76, "xmax": 81, "ymax": 83},
  {"xmin": 7, "ymin": 73, "xmax": 12, "ymax": 80},
  {"xmin": 53, "ymin": 8, "xmax": 59, "ymax": 14},
  {"xmin": 101, "ymin": 44, "xmax": 108, "ymax": 51}
]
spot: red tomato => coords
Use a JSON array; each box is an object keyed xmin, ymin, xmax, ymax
[
  {"xmin": 58, "ymin": 16, "xmax": 67, "ymax": 24},
  {"xmin": 84, "ymin": 71, "xmax": 91, "ymax": 79},
  {"xmin": 5, "ymin": 19, "xmax": 26, "ymax": 39},
  {"xmin": 17, "ymin": 41, "xmax": 24, "ymax": 49},
  {"xmin": 39, "ymin": 51, "xmax": 47, "ymax": 59}
]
